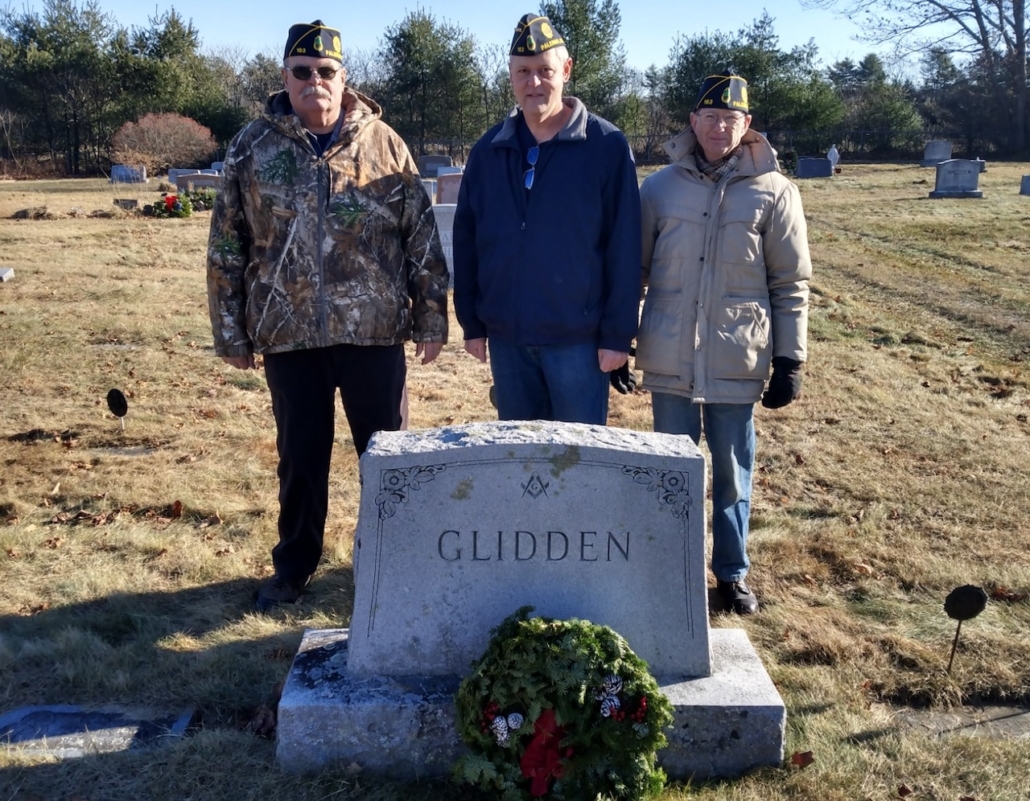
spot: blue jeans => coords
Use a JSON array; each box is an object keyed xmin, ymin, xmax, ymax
[
  {"xmin": 488, "ymin": 338, "xmax": 609, "ymax": 424},
  {"xmin": 652, "ymin": 394, "xmax": 755, "ymax": 583}
]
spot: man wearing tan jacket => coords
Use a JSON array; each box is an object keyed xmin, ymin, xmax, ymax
[{"xmin": 635, "ymin": 70, "xmax": 811, "ymax": 614}]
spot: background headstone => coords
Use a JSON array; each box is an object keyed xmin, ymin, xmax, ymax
[
  {"xmin": 167, "ymin": 168, "xmax": 199, "ymax": 185},
  {"xmin": 110, "ymin": 164, "xmax": 147, "ymax": 184},
  {"xmin": 436, "ymin": 172, "xmax": 463, "ymax": 204},
  {"xmin": 921, "ymin": 140, "xmax": 953, "ymax": 167},
  {"xmin": 432, "ymin": 203, "xmax": 455, "ymax": 281},
  {"xmin": 210, "ymin": 161, "xmax": 224, "ymax": 172},
  {"xmin": 929, "ymin": 159, "xmax": 983, "ymax": 199},
  {"xmin": 417, "ymin": 154, "xmax": 453, "ymax": 178},
  {"xmin": 1020, "ymin": 176, "xmax": 1030, "ymax": 196},
  {"xmin": 347, "ymin": 422, "xmax": 710, "ymax": 679},
  {"xmin": 175, "ymin": 173, "xmax": 222, "ymax": 191},
  {"xmin": 796, "ymin": 157, "xmax": 833, "ymax": 178},
  {"xmin": 0, "ymin": 267, "xmax": 14, "ymax": 282}
]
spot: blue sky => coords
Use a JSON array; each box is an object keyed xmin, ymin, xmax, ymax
[{"xmin": 13, "ymin": 0, "xmax": 889, "ymax": 71}]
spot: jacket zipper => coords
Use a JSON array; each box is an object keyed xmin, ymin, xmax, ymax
[{"xmin": 317, "ymin": 158, "xmax": 329, "ymax": 340}]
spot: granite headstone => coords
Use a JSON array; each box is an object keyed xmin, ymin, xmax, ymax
[
  {"xmin": 929, "ymin": 159, "xmax": 983, "ymax": 199},
  {"xmin": 921, "ymin": 140, "xmax": 953, "ymax": 167},
  {"xmin": 110, "ymin": 164, "xmax": 147, "ymax": 184},
  {"xmin": 417, "ymin": 154, "xmax": 453, "ymax": 178},
  {"xmin": 796, "ymin": 157, "xmax": 833, "ymax": 178},
  {"xmin": 347, "ymin": 422, "xmax": 710, "ymax": 678},
  {"xmin": 175, "ymin": 173, "xmax": 222, "ymax": 191},
  {"xmin": 436, "ymin": 172, "xmax": 463, "ymax": 204},
  {"xmin": 275, "ymin": 422, "xmax": 786, "ymax": 781},
  {"xmin": 432, "ymin": 203, "xmax": 456, "ymax": 280}
]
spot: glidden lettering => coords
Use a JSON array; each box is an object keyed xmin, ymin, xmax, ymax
[{"xmin": 436, "ymin": 530, "xmax": 629, "ymax": 562}]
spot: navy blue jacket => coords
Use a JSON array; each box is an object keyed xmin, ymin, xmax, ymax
[{"xmin": 453, "ymin": 99, "xmax": 641, "ymax": 351}]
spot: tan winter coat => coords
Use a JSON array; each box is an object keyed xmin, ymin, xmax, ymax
[
  {"xmin": 636, "ymin": 127, "xmax": 811, "ymax": 404},
  {"xmin": 207, "ymin": 88, "xmax": 448, "ymax": 357}
]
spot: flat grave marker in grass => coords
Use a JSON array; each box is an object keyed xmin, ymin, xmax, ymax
[{"xmin": 0, "ymin": 705, "xmax": 196, "ymax": 758}]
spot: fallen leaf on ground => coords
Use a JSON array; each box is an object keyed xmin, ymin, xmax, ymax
[
  {"xmin": 990, "ymin": 586, "xmax": 1029, "ymax": 603},
  {"xmin": 6, "ymin": 548, "xmax": 19, "ymax": 557},
  {"xmin": 215, "ymin": 544, "xmax": 235, "ymax": 556},
  {"xmin": 171, "ymin": 500, "xmax": 183, "ymax": 519},
  {"xmin": 898, "ymin": 784, "xmax": 912, "ymax": 797},
  {"xmin": 790, "ymin": 751, "xmax": 814, "ymax": 768},
  {"xmin": 854, "ymin": 563, "xmax": 875, "ymax": 576},
  {"xmin": 244, "ymin": 704, "xmax": 277, "ymax": 738},
  {"xmin": 43, "ymin": 536, "xmax": 64, "ymax": 549}
]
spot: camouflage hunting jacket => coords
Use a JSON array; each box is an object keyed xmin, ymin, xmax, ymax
[{"xmin": 206, "ymin": 88, "xmax": 448, "ymax": 357}]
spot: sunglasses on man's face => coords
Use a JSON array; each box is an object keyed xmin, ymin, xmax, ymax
[{"xmin": 287, "ymin": 65, "xmax": 340, "ymax": 81}]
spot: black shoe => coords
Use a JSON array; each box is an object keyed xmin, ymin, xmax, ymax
[
  {"xmin": 716, "ymin": 579, "xmax": 759, "ymax": 615},
  {"xmin": 254, "ymin": 574, "xmax": 309, "ymax": 612}
]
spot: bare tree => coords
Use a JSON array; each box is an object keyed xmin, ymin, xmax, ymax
[
  {"xmin": 802, "ymin": 0, "xmax": 1027, "ymax": 149},
  {"xmin": 0, "ymin": 108, "xmax": 21, "ymax": 171}
]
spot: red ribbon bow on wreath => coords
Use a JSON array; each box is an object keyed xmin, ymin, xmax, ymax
[
  {"xmin": 520, "ymin": 708, "xmax": 572, "ymax": 797},
  {"xmin": 164, "ymin": 195, "xmax": 178, "ymax": 211}
]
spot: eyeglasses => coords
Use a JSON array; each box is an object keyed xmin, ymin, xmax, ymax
[
  {"xmin": 287, "ymin": 65, "xmax": 341, "ymax": 81},
  {"xmin": 524, "ymin": 145, "xmax": 539, "ymax": 190},
  {"xmin": 695, "ymin": 111, "xmax": 746, "ymax": 128}
]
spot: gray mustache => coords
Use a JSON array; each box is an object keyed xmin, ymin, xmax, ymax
[{"xmin": 301, "ymin": 86, "xmax": 332, "ymax": 99}]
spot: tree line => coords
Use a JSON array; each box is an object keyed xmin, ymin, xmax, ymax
[{"xmin": 1, "ymin": 0, "xmax": 1026, "ymax": 176}]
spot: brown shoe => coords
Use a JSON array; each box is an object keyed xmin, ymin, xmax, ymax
[
  {"xmin": 717, "ymin": 579, "xmax": 759, "ymax": 615},
  {"xmin": 254, "ymin": 574, "xmax": 309, "ymax": 612}
]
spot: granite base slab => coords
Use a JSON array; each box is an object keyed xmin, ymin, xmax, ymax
[
  {"xmin": 929, "ymin": 190, "xmax": 984, "ymax": 198},
  {"xmin": 276, "ymin": 628, "xmax": 784, "ymax": 781}
]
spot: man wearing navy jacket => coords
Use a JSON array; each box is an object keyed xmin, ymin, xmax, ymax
[{"xmin": 453, "ymin": 13, "xmax": 640, "ymax": 424}]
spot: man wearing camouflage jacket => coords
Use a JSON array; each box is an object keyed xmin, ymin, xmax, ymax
[{"xmin": 206, "ymin": 20, "xmax": 449, "ymax": 611}]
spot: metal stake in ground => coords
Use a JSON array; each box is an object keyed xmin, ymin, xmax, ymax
[
  {"xmin": 106, "ymin": 388, "xmax": 128, "ymax": 431},
  {"xmin": 944, "ymin": 585, "xmax": 988, "ymax": 674}
]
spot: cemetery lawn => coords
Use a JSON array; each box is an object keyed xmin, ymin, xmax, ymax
[{"xmin": 0, "ymin": 165, "xmax": 1028, "ymax": 800}]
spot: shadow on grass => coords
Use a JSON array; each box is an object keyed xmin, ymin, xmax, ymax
[
  {"xmin": 0, "ymin": 567, "xmax": 355, "ymax": 723},
  {"xmin": 0, "ymin": 567, "xmax": 490, "ymax": 798},
  {"xmin": 0, "ymin": 732, "xmax": 489, "ymax": 801}
]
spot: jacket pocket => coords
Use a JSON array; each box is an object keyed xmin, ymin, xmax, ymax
[
  {"xmin": 711, "ymin": 298, "xmax": 772, "ymax": 379},
  {"xmin": 636, "ymin": 295, "xmax": 683, "ymax": 376}
]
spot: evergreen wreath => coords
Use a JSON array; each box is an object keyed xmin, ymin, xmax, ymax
[{"xmin": 454, "ymin": 607, "xmax": 674, "ymax": 801}]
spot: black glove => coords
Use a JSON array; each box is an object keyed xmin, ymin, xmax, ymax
[
  {"xmin": 609, "ymin": 347, "xmax": 637, "ymax": 394},
  {"xmin": 761, "ymin": 357, "xmax": 803, "ymax": 409}
]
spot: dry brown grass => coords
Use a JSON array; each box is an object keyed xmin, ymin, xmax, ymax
[{"xmin": 1, "ymin": 165, "xmax": 1029, "ymax": 800}]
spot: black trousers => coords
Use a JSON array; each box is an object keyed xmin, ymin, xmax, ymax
[{"xmin": 263, "ymin": 343, "xmax": 405, "ymax": 581}]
